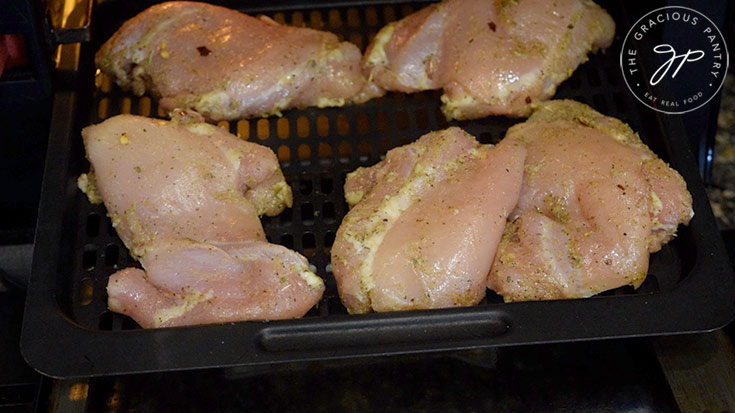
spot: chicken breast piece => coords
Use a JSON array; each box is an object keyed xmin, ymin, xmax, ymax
[
  {"xmin": 96, "ymin": 1, "xmax": 379, "ymax": 121},
  {"xmin": 80, "ymin": 113, "xmax": 324, "ymax": 326},
  {"xmin": 488, "ymin": 100, "xmax": 693, "ymax": 302},
  {"xmin": 363, "ymin": 0, "xmax": 614, "ymax": 119},
  {"xmin": 79, "ymin": 112, "xmax": 292, "ymax": 259},
  {"xmin": 332, "ymin": 127, "xmax": 526, "ymax": 313},
  {"xmin": 107, "ymin": 239, "xmax": 324, "ymax": 328}
]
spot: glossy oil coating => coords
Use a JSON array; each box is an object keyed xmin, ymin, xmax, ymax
[
  {"xmin": 80, "ymin": 113, "xmax": 291, "ymax": 258},
  {"xmin": 332, "ymin": 127, "xmax": 526, "ymax": 313},
  {"xmin": 363, "ymin": 0, "xmax": 614, "ymax": 119},
  {"xmin": 80, "ymin": 113, "xmax": 324, "ymax": 327},
  {"xmin": 488, "ymin": 100, "xmax": 693, "ymax": 301},
  {"xmin": 107, "ymin": 239, "xmax": 324, "ymax": 328},
  {"xmin": 96, "ymin": 1, "xmax": 378, "ymax": 120}
]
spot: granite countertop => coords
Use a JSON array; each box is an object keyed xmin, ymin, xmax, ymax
[{"xmin": 708, "ymin": 73, "xmax": 735, "ymax": 231}]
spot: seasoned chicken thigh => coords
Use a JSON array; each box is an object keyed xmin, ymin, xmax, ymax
[
  {"xmin": 96, "ymin": 1, "xmax": 378, "ymax": 121},
  {"xmin": 107, "ymin": 239, "xmax": 324, "ymax": 328},
  {"xmin": 363, "ymin": 0, "xmax": 614, "ymax": 119},
  {"xmin": 80, "ymin": 113, "xmax": 324, "ymax": 326},
  {"xmin": 80, "ymin": 113, "xmax": 292, "ymax": 259},
  {"xmin": 488, "ymin": 100, "xmax": 693, "ymax": 301},
  {"xmin": 332, "ymin": 127, "xmax": 526, "ymax": 313}
]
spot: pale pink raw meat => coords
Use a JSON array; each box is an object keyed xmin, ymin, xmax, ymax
[
  {"xmin": 80, "ymin": 112, "xmax": 291, "ymax": 259},
  {"xmin": 96, "ymin": 1, "xmax": 379, "ymax": 121},
  {"xmin": 107, "ymin": 240, "xmax": 324, "ymax": 328},
  {"xmin": 362, "ymin": 0, "xmax": 614, "ymax": 119},
  {"xmin": 487, "ymin": 100, "xmax": 693, "ymax": 301},
  {"xmin": 332, "ymin": 127, "xmax": 526, "ymax": 313},
  {"xmin": 79, "ymin": 113, "xmax": 324, "ymax": 327}
]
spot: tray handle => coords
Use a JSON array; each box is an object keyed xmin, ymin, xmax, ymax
[{"xmin": 258, "ymin": 312, "xmax": 510, "ymax": 352}]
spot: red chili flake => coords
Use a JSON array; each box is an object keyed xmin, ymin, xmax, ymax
[
  {"xmin": 524, "ymin": 96, "xmax": 531, "ymax": 104},
  {"xmin": 617, "ymin": 184, "xmax": 625, "ymax": 190},
  {"xmin": 196, "ymin": 46, "xmax": 211, "ymax": 56},
  {"xmin": 488, "ymin": 22, "xmax": 497, "ymax": 32}
]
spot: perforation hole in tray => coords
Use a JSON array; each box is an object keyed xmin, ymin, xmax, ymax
[
  {"xmin": 104, "ymin": 244, "xmax": 119, "ymax": 269},
  {"xmin": 302, "ymin": 232, "xmax": 317, "ymax": 257},
  {"xmin": 237, "ymin": 120, "xmax": 249, "ymax": 139},
  {"xmin": 318, "ymin": 142, "xmax": 332, "ymax": 160},
  {"xmin": 298, "ymin": 143, "xmax": 311, "ymax": 161},
  {"xmin": 322, "ymin": 202, "xmax": 336, "ymax": 222},
  {"xmin": 320, "ymin": 177, "xmax": 333, "ymax": 194},
  {"xmin": 86, "ymin": 213, "xmax": 100, "ymax": 237},
  {"xmin": 82, "ymin": 245, "xmax": 96, "ymax": 271},
  {"xmin": 73, "ymin": 2, "xmax": 691, "ymax": 331},
  {"xmin": 316, "ymin": 115, "xmax": 329, "ymax": 137},
  {"xmin": 138, "ymin": 97, "xmax": 151, "ymax": 116},
  {"xmin": 79, "ymin": 278, "xmax": 94, "ymax": 306},
  {"xmin": 257, "ymin": 119, "xmax": 269, "ymax": 140},
  {"xmin": 301, "ymin": 204, "xmax": 315, "ymax": 224},
  {"xmin": 277, "ymin": 145, "xmax": 290, "ymax": 162}
]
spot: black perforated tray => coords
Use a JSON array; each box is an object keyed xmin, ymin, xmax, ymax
[{"xmin": 21, "ymin": 0, "xmax": 735, "ymax": 378}]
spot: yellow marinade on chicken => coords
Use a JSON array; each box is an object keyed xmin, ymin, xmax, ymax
[
  {"xmin": 488, "ymin": 100, "xmax": 693, "ymax": 302},
  {"xmin": 362, "ymin": 0, "xmax": 615, "ymax": 119},
  {"xmin": 96, "ymin": 1, "xmax": 380, "ymax": 121},
  {"xmin": 81, "ymin": 113, "xmax": 324, "ymax": 328}
]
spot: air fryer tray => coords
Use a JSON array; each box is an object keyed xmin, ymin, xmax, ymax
[{"xmin": 21, "ymin": 0, "xmax": 735, "ymax": 378}]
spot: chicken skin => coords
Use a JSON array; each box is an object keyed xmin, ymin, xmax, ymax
[
  {"xmin": 363, "ymin": 0, "xmax": 614, "ymax": 119},
  {"xmin": 96, "ymin": 1, "xmax": 378, "ymax": 121},
  {"xmin": 79, "ymin": 113, "xmax": 324, "ymax": 327},
  {"xmin": 332, "ymin": 127, "xmax": 526, "ymax": 313},
  {"xmin": 488, "ymin": 100, "xmax": 693, "ymax": 301}
]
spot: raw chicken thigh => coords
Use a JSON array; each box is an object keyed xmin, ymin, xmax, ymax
[
  {"xmin": 488, "ymin": 100, "xmax": 693, "ymax": 302},
  {"xmin": 332, "ymin": 127, "xmax": 526, "ymax": 313},
  {"xmin": 96, "ymin": 1, "xmax": 378, "ymax": 121},
  {"xmin": 363, "ymin": 0, "xmax": 614, "ymax": 119},
  {"xmin": 80, "ymin": 113, "xmax": 292, "ymax": 259},
  {"xmin": 107, "ymin": 240, "xmax": 324, "ymax": 328},
  {"xmin": 79, "ymin": 113, "xmax": 324, "ymax": 327}
]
